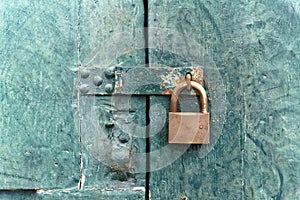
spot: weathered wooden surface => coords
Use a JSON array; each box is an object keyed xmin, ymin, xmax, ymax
[
  {"xmin": 148, "ymin": 0, "xmax": 300, "ymax": 199},
  {"xmin": 241, "ymin": 1, "xmax": 300, "ymax": 198},
  {"xmin": 0, "ymin": 0, "xmax": 146, "ymax": 196},
  {"xmin": 76, "ymin": 0, "xmax": 146, "ymax": 191},
  {"xmin": 0, "ymin": 189, "xmax": 144, "ymax": 200},
  {"xmin": 35, "ymin": 189, "xmax": 144, "ymax": 200},
  {"xmin": 77, "ymin": 96, "xmax": 146, "ymax": 187},
  {"xmin": 0, "ymin": 191, "xmax": 35, "ymax": 200},
  {"xmin": 1, "ymin": 0, "xmax": 300, "ymax": 199},
  {"xmin": 0, "ymin": 0, "xmax": 79, "ymax": 189}
]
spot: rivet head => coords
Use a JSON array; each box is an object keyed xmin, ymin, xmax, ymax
[
  {"xmin": 181, "ymin": 196, "xmax": 188, "ymax": 200},
  {"xmin": 81, "ymin": 68, "xmax": 90, "ymax": 78},
  {"xmin": 199, "ymin": 125, "xmax": 203, "ymax": 129},
  {"xmin": 105, "ymin": 83, "xmax": 114, "ymax": 93},
  {"xmin": 118, "ymin": 132, "xmax": 129, "ymax": 143},
  {"xmin": 105, "ymin": 67, "xmax": 115, "ymax": 79},
  {"xmin": 79, "ymin": 84, "xmax": 89, "ymax": 94},
  {"xmin": 105, "ymin": 119, "xmax": 114, "ymax": 128},
  {"xmin": 93, "ymin": 76, "xmax": 103, "ymax": 86}
]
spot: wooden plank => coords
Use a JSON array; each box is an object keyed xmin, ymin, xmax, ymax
[
  {"xmin": 148, "ymin": 0, "xmax": 300, "ymax": 199},
  {"xmin": 0, "ymin": 191, "xmax": 35, "ymax": 200},
  {"xmin": 0, "ymin": 0, "xmax": 147, "ymax": 194},
  {"xmin": 148, "ymin": 0, "xmax": 244, "ymax": 199},
  {"xmin": 239, "ymin": 1, "xmax": 300, "ymax": 199},
  {"xmin": 0, "ymin": 0, "xmax": 80, "ymax": 189},
  {"xmin": 76, "ymin": 0, "xmax": 147, "ymax": 190},
  {"xmin": 77, "ymin": 96, "xmax": 146, "ymax": 187},
  {"xmin": 0, "ymin": 189, "xmax": 144, "ymax": 200},
  {"xmin": 35, "ymin": 188, "xmax": 144, "ymax": 200}
]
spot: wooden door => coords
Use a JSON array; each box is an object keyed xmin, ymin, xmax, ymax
[{"xmin": 1, "ymin": 0, "xmax": 299, "ymax": 199}]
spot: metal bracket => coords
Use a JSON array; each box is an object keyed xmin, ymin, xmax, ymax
[{"xmin": 78, "ymin": 66, "xmax": 204, "ymax": 96}]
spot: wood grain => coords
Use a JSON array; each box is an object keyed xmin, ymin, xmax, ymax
[
  {"xmin": 77, "ymin": 0, "xmax": 146, "ymax": 191},
  {"xmin": 148, "ymin": 0, "xmax": 300, "ymax": 199},
  {"xmin": 0, "ymin": 0, "xmax": 79, "ymax": 189}
]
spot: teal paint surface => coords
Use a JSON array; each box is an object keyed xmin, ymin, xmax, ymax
[
  {"xmin": 76, "ymin": 0, "xmax": 146, "ymax": 190},
  {"xmin": 1, "ymin": 0, "xmax": 146, "ymax": 195},
  {"xmin": 1, "ymin": 0, "xmax": 300, "ymax": 199},
  {"xmin": 35, "ymin": 189, "xmax": 144, "ymax": 200},
  {"xmin": 149, "ymin": 0, "xmax": 300, "ymax": 199},
  {"xmin": 0, "ymin": 191, "xmax": 35, "ymax": 200},
  {"xmin": 0, "ymin": 0, "xmax": 79, "ymax": 189}
]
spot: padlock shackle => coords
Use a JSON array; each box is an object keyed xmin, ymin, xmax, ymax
[{"xmin": 170, "ymin": 81, "xmax": 208, "ymax": 113}]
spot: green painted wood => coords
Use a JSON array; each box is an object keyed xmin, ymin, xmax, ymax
[
  {"xmin": 0, "ymin": 0, "xmax": 80, "ymax": 189},
  {"xmin": 0, "ymin": 189, "xmax": 145, "ymax": 200},
  {"xmin": 35, "ymin": 189, "xmax": 144, "ymax": 200},
  {"xmin": 241, "ymin": 1, "xmax": 300, "ymax": 199},
  {"xmin": 148, "ymin": 0, "xmax": 243, "ymax": 198},
  {"xmin": 1, "ymin": 0, "xmax": 300, "ymax": 199},
  {"xmin": 76, "ymin": 0, "xmax": 147, "ymax": 191},
  {"xmin": 0, "ymin": 191, "xmax": 35, "ymax": 200},
  {"xmin": 77, "ymin": 96, "xmax": 146, "ymax": 187},
  {"xmin": 148, "ymin": 0, "xmax": 300, "ymax": 199},
  {"xmin": 0, "ymin": 0, "xmax": 147, "ymax": 195}
]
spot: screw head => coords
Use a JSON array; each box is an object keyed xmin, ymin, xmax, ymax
[
  {"xmin": 104, "ymin": 67, "xmax": 115, "ymax": 79},
  {"xmin": 105, "ymin": 83, "xmax": 114, "ymax": 93},
  {"xmin": 93, "ymin": 76, "xmax": 103, "ymax": 86},
  {"xmin": 118, "ymin": 132, "xmax": 129, "ymax": 143},
  {"xmin": 80, "ymin": 68, "xmax": 90, "ymax": 78},
  {"xmin": 79, "ymin": 84, "xmax": 89, "ymax": 94}
]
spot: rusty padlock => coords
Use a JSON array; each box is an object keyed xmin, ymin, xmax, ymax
[{"xmin": 168, "ymin": 80, "xmax": 210, "ymax": 144}]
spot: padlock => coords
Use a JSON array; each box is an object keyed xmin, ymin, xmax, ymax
[{"xmin": 168, "ymin": 80, "xmax": 210, "ymax": 144}]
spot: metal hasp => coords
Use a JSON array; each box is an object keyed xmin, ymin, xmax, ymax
[
  {"xmin": 168, "ymin": 75, "xmax": 210, "ymax": 144},
  {"xmin": 78, "ymin": 67, "xmax": 204, "ymax": 95}
]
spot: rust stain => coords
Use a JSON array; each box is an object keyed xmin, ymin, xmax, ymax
[
  {"xmin": 181, "ymin": 195, "xmax": 188, "ymax": 200},
  {"xmin": 162, "ymin": 89, "xmax": 172, "ymax": 95},
  {"xmin": 160, "ymin": 75, "xmax": 167, "ymax": 80},
  {"xmin": 151, "ymin": 66, "xmax": 159, "ymax": 70},
  {"xmin": 160, "ymin": 69, "xmax": 187, "ymax": 92},
  {"xmin": 124, "ymin": 163, "xmax": 130, "ymax": 168},
  {"xmin": 124, "ymin": 49, "xmax": 132, "ymax": 54},
  {"xmin": 175, "ymin": 77, "xmax": 185, "ymax": 84},
  {"xmin": 190, "ymin": 68, "xmax": 204, "ymax": 85},
  {"xmin": 160, "ymin": 68, "xmax": 204, "ymax": 94}
]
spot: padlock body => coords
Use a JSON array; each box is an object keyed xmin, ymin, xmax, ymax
[{"xmin": 169, "ymin": 112, "xmax": 210, "ymax": 144}]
